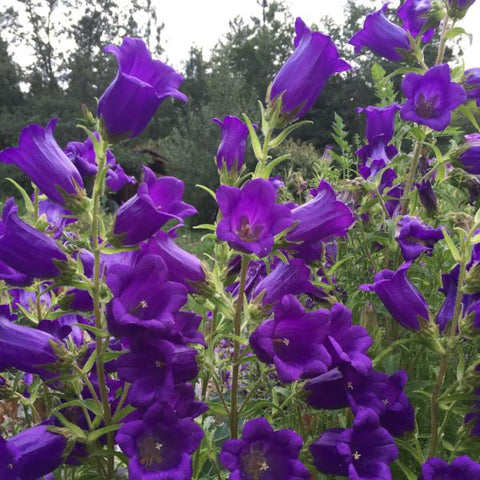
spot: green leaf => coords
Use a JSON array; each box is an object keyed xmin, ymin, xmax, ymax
[
  {"xmin": 54, "ymin": 411, "xmax": 88, "ymax": 441},
  {"xmin": 445, "ymin": 27, "xmax": 472, "ymax": 43},
  {"xmin": 195, "ymin": 184, "xmax": 217, "ymax": 201},
  {"xmin": 6, "ymin": 178, "xmax": 34, "ymax": 213},
  {"xmin": 193, "ymin": 224, "xmax": 216, "ymax": 232},
  {"xmin": 443, "ymin": 229, "xmax": 461, "ymax": 262},
  {"xmin": 242, "ymin": 114, "xmax": 263, "ymax": 161},
  {"xmin": 87, "ymin": 424, "xmax": 122, "ymax": 443},
  {"xmin": 268, "ymin": 120, "xmax": 313, "ymax": 149}
]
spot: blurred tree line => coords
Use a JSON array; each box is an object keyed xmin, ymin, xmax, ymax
[{"xmin": 0, "ymin": 0, "xmax": 443, "ymax": 222}]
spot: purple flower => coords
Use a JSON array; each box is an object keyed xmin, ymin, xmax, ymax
[
  {"xmin": 1, "ymin": 426, "xmax": 66, "ymax": 480},
  {"xmin": 0, "ymin": 199, "xmax": 67, "ymax": 280},
  {"xmin": 106, "ymin": 254, "xmax": 188, "ymax": 338},
  {"xmin": 216, "ymin": 179, "xmax": 293, "ymax": 257},
  {"xmin": 398, "ymin": 0, "xmax": 436, "ymax": 43},
  {"xmin": 116, "ymin": 340, "xmax": 198, "ymax": 407},
  {"xmin": 420, "ymin": 456, "xmax": 480, "ymax": 479},
  {"xmin": 360, "ymin": 262, "xmax": 429, "ymax": 330},
  {"xmin": 0, "ymin": 317, "xmax": 59, "ymax": 378},
  {"xmin": 356, "ymin": 104, "xmax": 400, "ymax": 179},
  {"xmin": 144, "ymin": 232, "xmax": 206, "ymax": 293},
  {"xmin": 116, "ymin": 402, "xmax": 203, "ymax": 480},
  {"xmin": 286, "ymin": 181, "xmax": 355, "ymax": 259},
  {"xmin": 436, "ymin": 264, "xmax": 460, "ymax": 332},
  {"xmin": 400, "ymin": 64, "xmax": 467, "ymax": 131},
  {"xmin": 98, "ymin": 37, "xmax": 187, "ymax": 139},
  {"xmin": 249, "ymin": 295, "xmax": 332, "ymax": 382},
  {"xmin": 0, "ymin": 119, "xmax": 84, "ymax": 205},
  {"xmin": 65, "ymin": 132, "xmax": 135, "ymax": 192},
  {"xmin": 270, "ymin": 17, "xmax": 350, "ymax": 119},
  {"xmin": 253, "ymin": 258, "xmax": 315, "ymax": 306},
  {"xmin": 38, "ymin": 198, "xmax": 75, "ymax": 238},
  {"xmin": 447, "ymin": 0, "xmax": 476, "ymax": 18},
  {"xmin": 310, "ymin": 409, "xmax": 398, "ymax": 479},
  {"xmin": 219, "ymin": 417, "xmax": 310, "ymax": 480},
  {"xmin": 349, "ymin": 4, "xmax": 411, "ymax": 62},
  {"xmin": 415, "ymin": 179, "xmax": 438, "ymax": 216},
  {"xmin": 112, "ymin": 167, "xmax": 196, "ymax": 246},
  {"xmin": 212, "ymin": 116, "xmax": 249, "ymax": 171},
  {"xmin": 464, "ymin": 68, "xmax": 480, "ymax": 106},
  {"xmin": 0, "ymin": 262, "xmax": 30, "ymax": 286},
  {"xmin": 395, "ymin": 216, "xmax": 443, "ymax": 261},
  {"xmin": 458, "ymin": 134, "xmax": 480, "ymax": 174}
]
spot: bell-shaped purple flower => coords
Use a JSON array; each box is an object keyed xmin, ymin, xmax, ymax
[
  {"xmin": 65, "ymin": 132, "xmax": 135, "ymax": 192},
  {"xmin": 310, "ymin": 409, "xmax": 398, "ymax": 479},
  {"xmin": 0, "ymin": 262, "xmax": 30, "ymax": 286},
  {"xmin": 219, "ymin": 417, "xmax": 310, "ymax": 480},
  {"xmin": 98, "ymin": 37, "xmax": 188, "ymax": 139},
  {"xmin": 415, "ymin": 179, "xmax": 438, "ymax": 216},
  {"xmin": 360, "ymin": 262, "xmax": 429, "ymax": 330},
  {"xmin": 249, "ymin": 295, "xmax": 332, "ymax": 382},
  {"xmin": 420, "ymin": 455, "xmax": 480, "ymax": 479},
  {"xmin": 38, "ymin": 198, "xmax": 75, "ymax": 239},
  {"xmin": 349, "ymin": 4, "xmax": 411, "ymax": 62},
  {"xmin": 436, "ymin": 264, "xmax": 460, "ymax": 332},
  {"xmin": 106, "ymin": 254, "xmax": 188, "ymax": 338},
  {"xmin": 398, "ymin": 0, "xmax": 436, "ymax": 43},
  {"xmin": 447, "ymin": 0, "xmax": 476, "ymax": 18},
  {"xmin": 0, "ymin": 317, "xmax": 59, "ymax": 378},
  {"xmin": 465, "ymin": 68, "xmax": 480, "ymax": 106},
  {"xmin": 144, "ymin": 232, "xmax": 206, "ymax": 293},
  {"xmin": 286, "ymin": 181, "xmax": 355, "ymax": 257},
  {"xmin": 112, "ymin": 167, "xmax": 196, "ymax": 246},
  {"xmin": 0, "ymin": 199, "xmax": 67, "ymax": 280},
  {"xmin": 216, "ymin": 178, "xmax": 293, "ymax": 257},
  {"xmin": 270, "ymin": 17, "xmax": 351, "ymax": 119},
  {"xmin": 0, "ymin": 119, "xmax": 84, "ymax": 205},
  {"xmin": 116, "ymin": 402, "xmax": 204, "ymax": 480},
  {"xmin": 458, "ymin": 134, "xmax": 480, "ymax": 174},
  {"xmin": 212, "ymin": 116, "xmax": 249, "ymax": 171},
  {"xmin": 116, "ymin": 339, "xmax": 198, "ymax": 407},
  {"xmin": 1, "ymin": 426, "xmax": 66, "ymax": 480},
  {"xmin": 395, "ymin": 216, "xmax": 443, "ymax": 261},
  {"xmin": 400, "ymin": 64, "xmax": 467, "ymax": 131}
]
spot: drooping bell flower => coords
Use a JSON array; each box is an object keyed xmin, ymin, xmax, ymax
[
  {"xmin": 356, "ymin": 104, "xmax": 400, "ymax": 179},
  {"xmin": 0, "ymin": 262, "xmax": 30, "ymax": 286},
  {"xmin": 249, "ymin": 295, "xmax": 332, "ymax": 382},
  {"xmin": 395, "ymin": 216, "xmax": 444, "ymax": 261},
  {"xmin": 37, "ymin": 198, "xmax": 75, "ymax": 238},
  {"xmin": 226, "ymin": 259, "xmax": 267, "ymax": 301},
  {"xmin": 349, "ymin": 4, "xmax": 411, "ymax": 62},
  {"xmin": 385, "ymin": 183, "xmax": 404, "ymax": 218},
  {"xmin": 0, "ymin": 199, "xmax": 67, "ymax": 280},
  {"xmin": 270, "ymin": 17, "xmax": 351, "ymax": 119},
  {"xmin": 106, "ymin": 254, "xmax": 188, "ymax": 338},
  {"xmin": 415, "ymin": 179, "xmax": 438, "ymax": 216},
  {"xmin": 112, "ymin": 167, "xmax": 196, "ymax": 246},
  {"xmin": 286, "ymin": 181, "xmax": 355, "ymax": 255},
  {"xmin": 116, "ymin": 339, "xmax": 198, "ymax": 407},
  {"xmin": 65, "ymin": 132, "xmax": 135, "ymax": 192},
  {"xmin": 400, "ymin": 64, "xmax": 467, "ymax": 131},
  {"xmin": 219, "ymin": 417, "xmax": 310, "ymax": 480},
  {"xmin": 216, "ymin": 178, "xmax": 293, "ymax": 257},
  {"xmin": 458, "ymin": 134, "xmax": 480, "ymax": 175},
  {"xmin": 398, "ymin": 0, "xmax": 437, "ymax": 43},
  {"xmin": 98, "ymin": 37, "xmax": 188, "ymax": 140},
  {"xmin": 360, "ymin": 262, "xmax": 429, "ymax": 330},
  {"xmin": 464, "ymin": 68, "xmax": 480, "ymax": 106},
  {"xmin": 212, "ymin": 116, "xmax": 249, "ymax": 171},
  {"xmin": 144, "ymin": 232, "xmax": 206, "ymax": 293},
  {"xmin": 1, "ymin": 426, "xmax": 66, "ymax": 479},
  {"xmin": 116, "ymin": 402, "xmax": 204, "ymax": 480},
  {"xmin": 310, "ymin": 408, "xmax": 398, "ymax": 479},
  {"xmin": 420, "ymin": 455, "xmax": 480, "ymax": 479},
  {"xmin": 0, "ymin": 317, "xmax": 59, "ymax": 378},
  {"xmin": 0, "ymin": 119, "xmax": 84, "ymax": 206},
  {"xmin": 447, "ymin": 0, "xmax": 477, "ymax": 19}
]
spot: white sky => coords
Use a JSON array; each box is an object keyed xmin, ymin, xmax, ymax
[{"xmin": 2, "ymin": 0, "xmax": 480, "ymax": 70}]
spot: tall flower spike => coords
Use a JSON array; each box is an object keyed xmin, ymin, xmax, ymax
[
  {"xmin": 98, "ymin": 37, "xmax": 188, "ymax": 140},
  {"xmin": 400, "ymin": 64, "xmax": 467, "ymax": 131},
  {"xmin": 0, "ymin": 119, "xmax": 84, "ymax": 206},
  {"xmin": 270, "ymin": 17, "xmax": 350, "ymax": 119},
  {"xmin": 349, "ymin": 4, "xmax": 411, "ymax": 62}
]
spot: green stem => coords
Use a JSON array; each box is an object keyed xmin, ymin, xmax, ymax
[
  {"xmin": 229, "ymin": 254, "xmax": 249, "ymax": 439},
  {"xmin": 91, "ymin": 135, "xmax": 114, "ymax": 478},
  {"xmin": 435, "ymin": 17, "xmax": 450, "ymax": 66},
  {"xmin": 400, "ymin": 140, "xmax": 423, "ymax": 216}
]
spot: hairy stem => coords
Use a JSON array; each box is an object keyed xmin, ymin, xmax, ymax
[
  {"xmin": 400, "ymin": 140, "xmax": 423, "ymax": 216},
  {"xmin": 229, "ymin": 254, "xmax": 249, "ymax": 438}
]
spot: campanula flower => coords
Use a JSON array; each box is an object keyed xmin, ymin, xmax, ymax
[
  {"xmin": 219, "ymin": 417, "xmax": 310, "ymax": 480},
  {"xmin": 398, "ymin": 0, "xmax": 436, "ymax": 43},
  {"xmin": 400, "ymin": 64, "xmax": 466, "ymax": 131},
  {"xmin": 270, "ymin": 17, "xmax": 350, "ymax": 119},
  {"xmin": 447, "ymin": 0, "xmax": 477, "ymax": 19},
  {"xmin": 458, "ymin": 134, "xmax": 480, "ymax": 174},
  {"xmin": 212, "ymin": 116, "xmax": 249, "ymax": 171},
  {"xmin": 216, "ymin": 178, "xmax": 293, "ymax": 257},
  {"xmin": 415, "ymin": 179, "xmax": 438, "ymax": 216},
  {"xmin": 464, "ymin": 68, "xmax": 480, "ymax": 106},
  {"xmin": 0, "ymin": 119, "xmax": 84, "ymax": 205},
  {"xmin": 349, "ymin": 4, "xmax": 411, "ymax": 62},
  {"xmin": 98, "ymin": 37, "xmax": 187, "ymax": 139},
  {"xmin": 420, "ymin": 455, "xmax": 480, "ymax": 479}
]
